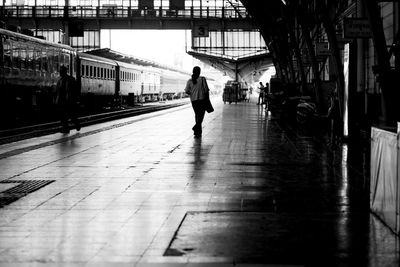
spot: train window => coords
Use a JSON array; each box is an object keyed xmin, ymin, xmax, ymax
[
  {"xmin": 90, "ymin": 65, "xmax": 93, "ymax": 77},
  {"xmin": 3, "ymin": 41, "xmax": 12, "ymax": 68},
  {"xmin": 94, "ymin": 67, "xmax": 97, "ymax": 78},
  {"xmin": 71, "ymin": 54, "xmax": 76, "ymax": 75},
  {"xmin": 27, "ymin": 49, "xmax": 34, "ymax": 70},
  {"xmin": 49, "ymin": 49, "xmax": 55, "ymax": 73},
  {"xmin": 106, "ymin": 69, "xmax": 109, "ymax": 79},
  {"xmin": 42, "ymin": 51, "xmax": 48, "ymax": 72},
  {"xmin": 54, "ymin": 52, "xmax": 59, "ymax": 73},
  {"xmin": 64, "ymin": 54, "xmax": 70, "ymax": 69},
  {"xmin": 81, "ymin": 64, "xmax": 84, "ymax": 76},
  {"xmin": 12, "ymin": 43, "xmax": 20, "ymax": 69},
  {"xmin": 101, "ymin": 68, "xmax": 104, "ymax": 79},
  {"xmin": 113, "ymin": 69, "xmax": 115, "ymax": 79},
  {"xmin": 86, "ymin": 65, "xmax": 89, "ymax": 77},
  {"xmin": 20, "ymin": 47, "xmax": 27, "ymax": 70},
  {"xmin": 60, "ymin": 54, "xmax": 64, "ymax": 69},
  {"xmin": 34, "ymin": 49, "xmax": 41, "ymax": 71}
]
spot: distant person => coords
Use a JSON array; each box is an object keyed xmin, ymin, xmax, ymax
[
  {"xmin": 264, "ymin": 82, "xmax": 270, "ymax": 109},
  {"xmin": 257, "ymin": 82, "xmax": 265, "ymax": 105},
  {"xmin": 185, "ymin": 66, "xmax": 210, "ymax": 137},
  {"xmin": 55, "ymin": 66, "xmax": 81, "ymax": 133},
  {"xmin": 327, "ymin": 91, "xmax": 341, "ymax": 146}
]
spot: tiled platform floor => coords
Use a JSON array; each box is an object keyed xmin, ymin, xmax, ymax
[{"xmin": 0, "ymin": 96, "xmax": 398, "ymax": 266}]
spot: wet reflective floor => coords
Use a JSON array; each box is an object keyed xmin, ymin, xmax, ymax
[{"xmin": 0, "ymin": 96, "xmax": 398, "ymax": 266}]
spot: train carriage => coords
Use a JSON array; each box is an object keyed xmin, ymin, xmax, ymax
[
  {"xmin": 0, "ymin": 28, "xmax": 76, "ymax": 125},
  {"xmin": 117, "ymin": 61, "xmax": 143, "ymax": 103},
  {"xmin": 78, "ymin": 52, "xmax": 117, "ymax": 106},
  {"xmin": 141, "ymin": 66, "xmax": 161, "ymax": 101},
  {"xmin": 159, "ymin": 69, "xmax": 188, "ymax": 100}
]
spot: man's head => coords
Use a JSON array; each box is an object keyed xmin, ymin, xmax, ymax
[{"xmin": 60, "ymin": 66, "xmax": 68, "ymax": 77}]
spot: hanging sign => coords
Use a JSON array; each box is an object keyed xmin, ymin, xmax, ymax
[
  {"xmin": 192, "ymin": 25, "xmax": 209, "ymax": 37},
  {"xmin": 343, "ymin": 18, "xmax": 372, "ymax": 38},
  {"xmin": 316, "ymin": 42, "xmax": 330, "ymax": 55}
]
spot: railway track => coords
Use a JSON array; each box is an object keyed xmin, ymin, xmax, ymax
[{"xmin": 0, "ymin": 101, "xmax": 189, "ymax": 145}]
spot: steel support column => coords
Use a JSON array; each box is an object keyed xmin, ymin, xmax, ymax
[{"xmin": 364, "ymin": 0, "xmax": 396, "ymax": 124}]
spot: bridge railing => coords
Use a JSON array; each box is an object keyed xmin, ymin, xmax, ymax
[{"xmin": 0, "ymin": 5, "xmax": 249, "ymax": 20}]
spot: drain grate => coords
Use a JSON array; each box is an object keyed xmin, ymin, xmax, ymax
[{"xmin": 0, "ymin": 180, "xmax": 55, "ymax": 208}]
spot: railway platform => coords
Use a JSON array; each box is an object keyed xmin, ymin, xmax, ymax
[{"xmin": 0, "ymin": 95, "xmax": 398, "ymax": 266}]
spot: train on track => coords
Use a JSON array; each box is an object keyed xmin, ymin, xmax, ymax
[{"xmin": 0, "ymin": 28, "xmax": 221, "ymax": 126}]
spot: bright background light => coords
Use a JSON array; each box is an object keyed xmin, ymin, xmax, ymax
[{"xmin": 101, "ymin": 29, "xmax": 198, "ymax": 71}]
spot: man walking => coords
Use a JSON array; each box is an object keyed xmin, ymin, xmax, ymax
[{"xmin": 55, "ymin": 66, "xmax": 81, "ymax": 133}]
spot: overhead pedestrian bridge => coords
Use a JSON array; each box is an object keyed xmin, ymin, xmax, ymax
[
  {"xmin": 0, "ymin": 0, "xmax": 271, "ymax": 83},
  {"xmin": 0, "ymin": 2, "xmax": 254, "ymax": 31}
]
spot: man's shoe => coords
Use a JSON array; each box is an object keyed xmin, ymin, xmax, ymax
[{"xmin": 76, "ymin": 124, "xmax": 81, "ymax": 131}]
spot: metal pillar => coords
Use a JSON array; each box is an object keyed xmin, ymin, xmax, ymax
[
  {"xmin": 319, "ymin": 3, "xmax": 344, "ymax": 120},
  {"xmin": 235, "ymin": 62, "xmax": 238, "ymax": 82},
  {"xmin": 364, "ymin": 0, "xmax": 395, "ymax": 125},
  {"xmin": 63, "ymin": 0, "xmax": 70, "ymax": 45}
]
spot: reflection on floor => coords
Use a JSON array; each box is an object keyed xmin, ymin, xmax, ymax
[{"xmin": 0, "ymin": 97, "xmax": 398, "ymax": 266}]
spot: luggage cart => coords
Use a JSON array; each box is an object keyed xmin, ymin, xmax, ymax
[{"xmin": 222, "ymin": 81, "xmax": 239, "ymax": 104}]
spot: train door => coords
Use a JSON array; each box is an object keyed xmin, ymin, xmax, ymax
[
  {"xmin": 70, "ymin": 51, "xmax": 77, "ymax": 79},
  {"xmin": 0, "ymin": 33, "xmax": 6, "ymax": 81},
  {"xmin": 115, "ymin": 64, "xmax": 120, "ymax": 98},
  {"xmin": 140, "ymin": 70, "xmax": 144, "ymax": 101},
  {"xmin": 76, "ymin": 53, "xmax": 82, "ymax": 96}
]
